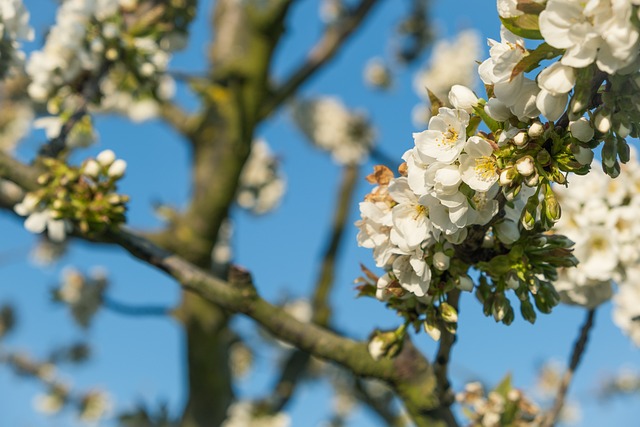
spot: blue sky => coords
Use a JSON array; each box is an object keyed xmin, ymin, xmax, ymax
[{"xmin": 0, "ymin": 1, "xmax": 638, "ymax": 426}]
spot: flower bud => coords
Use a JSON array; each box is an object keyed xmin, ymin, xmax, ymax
[
  {"xmin": 83, "ymin": 159, "xmax": 101, "ymax": 178},
  {"xmin": 520, "ymin": 299, "xmax": 537, "ymax": 324},
  {"xmin": 433, "ymin": 252, "xmax": 450, "ymax": 271},
  {"xmin": 423, "ymin": 316, "xmax": 441, "ymax": 341},
  {"xmin": 513, "ymin": 131, "xmax": 529, "ymax": 147},
  {"xmin": 495, "ymin": 220, "xmax": 520, "ymax": 244},
  {"xmin": 448, "ymin": 85, "xmax": 479, "ymax": 113},
  {"xmin": 515, "ymin": 156, "xmax": 535, "ymax": 176},
  {"xmin": 524, "ymin": 172, "xmax": 539, "ymax": 187},
  {"xmin": 569, "ymin": 117, "xmax": 594, "ymax": 142},
  {"xmin": 484, "ymin": 98, "xmax": 512, "ymax": 121},
  {"xmin": 544, "ymin": 192, "xmax": 561, "ymax": 223},
  {"xmin": 536, "ymin": 149, "xmax": 551, "ymax": 166},
  {"xmin": 107, "ymin": 159, "xmax": 127, "ymax": 178},
  {"xmin": 571, "ymin": 143, "xmax": 594, "ymax": 165},
  {"xmin": 594, "ymin": 110, "xmax": 612, "ymax": 133},
  {"xmin": 457, "ymin": 275, "xmax": 474, "ymax": 292},
  {"xmin": 367, "ymin": 329, "xmax": 403, "ymax": 360},
  {"xmin": 500, "ymin": 167, "xmax": 516, "ymax": 186},
  {"xmin": 528, "ymin": 121, "xmax": 544, "ymax": 138},
  {"xmin": 492, "ymin": 294, "xmax": 509, "ymax": 322},
  {"xmin": 617, "ymin": 122, "xmax": 631, "ymax": 138},
  {"xmin": 368, "ymin": 335, "xmax": 385, "ymax": 360},
  {"xmin": 440, "ymin": 302, "xmax": 458, "ymax": 323},
  {"xmin": 97, "ymin": 150, "xmax": 116, "ymax": 167}
]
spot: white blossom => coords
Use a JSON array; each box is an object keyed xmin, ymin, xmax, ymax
[
  {"xmin": 539, "ymin": 0, "xmax": 640, "ymax": 74},
  {"xmin": 414, "ymin": 29, "xmax": 481, "ymax": 104},
  {"xmin": 292, "ymin": 97, "xmax": 375, "ymax": 165},
  {"xmin": 237, "ymin": 139, "xmax": 286, "ymax": 215},
  {"xmin": 459, "ymin": 136, "xmax": 499, "ymax": 192},
  {"xmin": 222, "ymin": 401, "xmax": 290, "ymax": 427},
  {"xmin": 414, "ymin": 107, "xmax": 469, "ymax": 164}
]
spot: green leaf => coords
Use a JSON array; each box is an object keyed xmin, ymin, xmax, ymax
[
  {"xmin": 472, "ymin": 104, "xmax": 500, "ymax": 133},
  {"xmin": 500, "ymin": 14, "xmax": 543, "ymax": 40},
  {"xmin": 511, "ymin": 42, "xmax": 563, "ymax": 81},
  {"xmin": 427, "ymin": 88, "xmax": 444, "ymax": 118},
  {"xmin": 493, "ymin": 373, "xmax": 513, "ymax": 398}
]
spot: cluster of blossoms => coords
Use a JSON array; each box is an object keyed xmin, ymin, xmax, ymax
[
  {"xmin": 35, "ymin": 387, "xmax": 112, "ymax": 422},
  {"xmin": 456, "ymin": 380, "xmax": 542, "ymax": 427},
  {"xmin": 292, "ymin": 97, "xmax": 376, "ymax": 165},
  {"xmin": 236, "ymin": 139, "xmax": 286, "ymax": 215},
  {"xmin": 553, "ymin": 151, "xmax": 640, "ymax": 346},
  {"xmin": 53, "ymin": 267, "xmax": 108, "ymax": 328},
  {"xmin": 358, "ymin": 83, "xmax": 577, "ymax": 339},
  {"xmin": 4, "ymin": 348, "xmax": 110, "ymax": 423},
  {"xmin": 27, "ymin": 0, "xmax": 194, "ymax": 130},
  {"xmin": 14, "ymin": 149, "xmax": 129, "ymax": 242},
  {"xmin": 412, "ymin": 29, "xmax": 482, "ymax": 126},
  {"xmin": 358, "ymin": 0, "xmax": 640, "ymax": 340},
  {"xmin": 221, "ymin": 401, "xmax": 290, "ymax": 427},
  {"xmin": 0, "ymin": 0, "xmax": 33, "ymax": 78}
]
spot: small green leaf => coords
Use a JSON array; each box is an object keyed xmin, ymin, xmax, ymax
[
  {"xmin": 494, "ymin": 373, "xmax": 513, "ymax": 398},
  {"xmin": 427, "ymin": 88, "xmax": 444, "ymax": 118},
  {"xmin": 511, "ymin": 43, "xmax": 563, "ymax": 81},
  {"xmin": 500, "ymin": 15, "xmax": 543, "ymax": 40}
]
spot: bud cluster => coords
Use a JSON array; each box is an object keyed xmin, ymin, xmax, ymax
[{"xmin": 14, "ymin": 149, "xmax": 129, "ymax": 241}]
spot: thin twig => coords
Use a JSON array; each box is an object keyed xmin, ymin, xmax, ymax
[
  {"xmin": 38, "ymin": 62, "xmax": 111, "ymax": 158},
  {"xmin": 260, "ymin": 0, "xmax": 382, "ymax": 118},
  {"xmin": 543, "ymin": 309, "xmax": 596, "ymax": 427},
  {"xmin": 312, "ymin": 163, "xmax": 359, "ymax": 326},
  {"xmin": 258, "ymin": 164, "xmax": 360, "ymax": 413},
  {"xmin": 354, "ymin": 378, "xmax": 406, "ymax": 427},
  {"xmin": 434, "ymin": 289, "xmax": 461, "ymax": 406},
  {"xmin": 102, "ymin": 296, "xmax": 172, "ymax": 317}
]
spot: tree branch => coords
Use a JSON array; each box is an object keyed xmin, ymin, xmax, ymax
[
  {"xmin": 260, "ymin": 0, "xmax": 382, "ymax": 118},
  {"xmin": 0, "ymin": 151, "xmax": 458, "ymax": 427},
  {"xmin": 542, "ymin": 309, "xmax": 596, "ymax": 427},
  {"xmin": 257, "ymin": 163, "xmax": 359, "ymax": 413},
  {"xmin": 102, "ymin": 296, "xmax": 173, "ymax": 317}
]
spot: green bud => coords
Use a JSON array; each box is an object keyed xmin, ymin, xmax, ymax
[
  {"xmin": 544, "ymin": 193, "xmax": 561, "ymax": 223},
  {"xmin": 536, "ymin": 149, "xmax": 551, "ymax": 166},
  {"xmin": 492, "ymin": 293, "xmax": 508, "ymax": 322},
  {"xmin": 520, "ymin": 299, "xmax": 537, "ymax": 324},
  {"xmin": 440, "ymin": 302, "xmax": 458, "ymax": 323},
  {"xmin": 423, "ymin": 311, "xmax": 441, "ymax": 341}
]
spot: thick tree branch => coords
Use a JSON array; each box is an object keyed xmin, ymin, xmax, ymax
[
  {"xmin": 0, "ymin": 102, "xmax": 457, "ymax": 427},
  {"xmin": 542, "ymin": 309, "xmax": 596, "ymax": 427},
  {"xmin": 260, "ymin": 0, "xmax": 382, "ymax": 118}
]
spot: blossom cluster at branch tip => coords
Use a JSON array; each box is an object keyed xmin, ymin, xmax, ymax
[
  {"xmin": 553, "ymin": 149, "xmax": 640, "ymax": 346},
  {"xmin": 221, "ymin": 401, "xmax": 290, "ymax": 427},
  {"xmin": 292, "ymin": 96, "xmax": 376, "ymax": 165},
  {"xmin": 355, "ymin": 0, "xmax": 640, "ymax": 338},
  {"xmin": 0, "ymin": 0, "xmax": 33, "ymax": 79},
  {"xmin": 54, "ymin": 267, "xmax": 108, "ymax": 328},
  {"xmin": 14, "ymin": 150, "xmax": 129, "ymax": 242},
  {"xmin": 412, "ymin": 29, "xmax": 482, "ymax": 126},
  {"xmin": 26, "ymin": 0, "xmax": 195, "ymax": 128},
  {"xmin": 237, "ymin": 139, "xmax": 286, "ymax": 215}
]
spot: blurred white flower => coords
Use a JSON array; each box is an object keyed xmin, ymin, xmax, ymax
[
  {"xmin": 292, "ymin": 97, "xmax": 375, "ymax": 165},
  {"xmin": 237, "ymin": 139, "xmax": 286, "ymax": 214}
]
